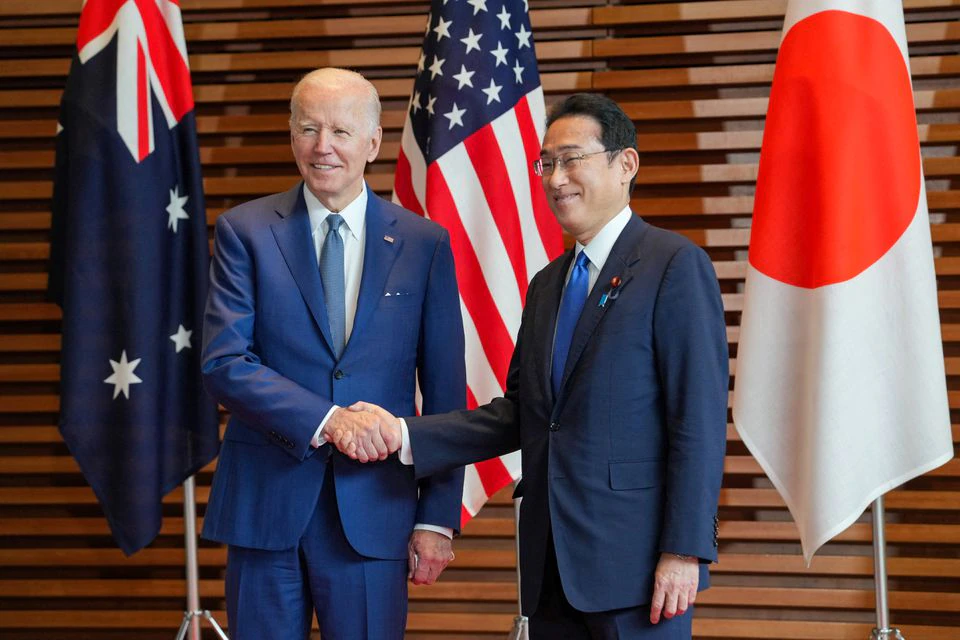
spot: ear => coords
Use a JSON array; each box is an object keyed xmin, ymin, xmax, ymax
[
  {"xmin": 619, "ymin": 147, "xmax": 639, "ymax": 186},
  {"xmin": 367, "ymin": 126, "xmax": 383, "ymax": 163}
]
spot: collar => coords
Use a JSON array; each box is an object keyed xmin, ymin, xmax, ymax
[
  {"xmin": 303, "ymin": 183, "xmax": 367, "ymax": 241},
  {"xmin": 576, "ymin": 205, "xmax": 632, "ymax": 271}
]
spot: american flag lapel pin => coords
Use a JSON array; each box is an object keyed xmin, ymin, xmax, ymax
[{"xmin": 384, "ymin": 235, "xmax": 395, "ymax": 244}]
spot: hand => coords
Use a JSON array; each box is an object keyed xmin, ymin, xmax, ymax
[
  {"xmin": 322, "ymin": 404, "xmax": 399, "ymax": 462},
  {"xmin": 407, "ymin": 529, "xmax": 455, "ymax": 585},
  {"xmin": 649, "ymin": 552, "xmax": 698, "ymax": 624}
]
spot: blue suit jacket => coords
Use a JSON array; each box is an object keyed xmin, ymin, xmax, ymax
[
  {"xmin": 201, "ymin": 184, "xmax": 466, "ymax": 558},
  {"xmin": 409, "ymin": 215, "xmax": 728, "ymax": 613}
]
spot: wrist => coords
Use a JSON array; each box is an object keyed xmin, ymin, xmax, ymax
[{"xmin": 666, "ymin": 552, "xmax": 696, "ymax": 562}]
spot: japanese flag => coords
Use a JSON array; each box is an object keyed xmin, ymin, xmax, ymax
[{"xmin": 732, "ymin": 0, "xmax": 954, "ymax": 564}]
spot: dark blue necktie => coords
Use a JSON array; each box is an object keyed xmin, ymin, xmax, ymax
[
  {"xmin": 319, "ymin": 213, "xmax": 346, "ymax": 358},
  {"xmin": 552, "ymin": 250, "xmax": 590, "ymax": 395}
]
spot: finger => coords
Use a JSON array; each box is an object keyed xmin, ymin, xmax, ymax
[
  {"xmin": 354, "ymin": 437, "xmax": 372, "ymax": 463},
  {"xmin": 347, "ymin": 401, "xmax": 369, "ymax": 412},
  {"xmin": 676, "ymin": 589, "xmax": 689, "ymax": 616},
  {"xmin": 369, "ymin": 429, "xmax": 389, "ymax": 460},
  {"xmin": 649, "ymin": 584, "xmax": 665, "ymax": 624},
  {"xmin": 382, "ymin": 422, "xmax": 401, "ymax": 453},
  {"xmin": 407, "ymin": 546, "xmax": 417, "ymax": 580},
  {"xmin": 413, "ymin": 558, "xmax": 437, "ymax": 585},
  {"xmin": 662, "ymin": 584, "xmax": 678, "ymax": 619}
]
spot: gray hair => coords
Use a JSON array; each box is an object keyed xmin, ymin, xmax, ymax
[{"xmin": 289, "ymin": 68, "xmax": 381, "ymax": 135}]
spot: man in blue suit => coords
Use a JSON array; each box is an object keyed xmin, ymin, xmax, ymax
[
  {"xmin": 200, "ymin": 68, "xmax": 466, "ymax": 639},
  {"xmin": 332, "ymin": 94, "xmax": 728, "ymax": 638}
]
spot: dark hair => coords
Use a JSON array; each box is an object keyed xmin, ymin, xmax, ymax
[{"xmin": 545, "ymin": 93, "xmax": 638, "ymax": 192}]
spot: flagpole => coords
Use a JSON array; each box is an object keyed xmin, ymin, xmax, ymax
[
  {"xmin": 869, "ymin": 496, "xmax": 904, "ymax": 640},
  {"xmin": 507, "ymin": 482, "xmax": 528, "ymax": 640},
  {"xmin": 175, "ymin": 475, "xmax": 230, "ymax": 640}
]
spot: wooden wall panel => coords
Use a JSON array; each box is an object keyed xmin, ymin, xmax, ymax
[{"xmin": 0, "ymin": 0, "xmax": 957, "ymax": 637}]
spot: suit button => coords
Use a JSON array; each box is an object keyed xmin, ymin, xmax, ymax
[
  {"xmin": 334, "ymin": 370, "xmax": 345, "ymax": 380},
  {"xmin": 549, "ymin": 421, "xmax": 559, "ymax": 432}
]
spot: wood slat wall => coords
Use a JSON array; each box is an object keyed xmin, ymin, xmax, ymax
[{"xmin": 1, "ymin": 0, "xmax": 958, "ymax": 637}]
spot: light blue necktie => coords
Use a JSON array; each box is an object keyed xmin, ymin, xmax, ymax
[
  {"xmin": 552, "ymin": 250, "xmax": 590, "ymax": 395},
  {"xmin": 319, "ymin": 214, "xmax": 346, "ymax": 358}
]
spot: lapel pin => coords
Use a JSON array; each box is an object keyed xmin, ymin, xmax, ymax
[
  {"xmin": 384, "ymin": 235, "xmax": 395, "ymax": 244},
  {"xmin": 598, "ymin": 276, "xmax": 624, "ymax": 308}
]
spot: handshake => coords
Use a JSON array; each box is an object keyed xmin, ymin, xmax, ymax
[{"xmin": 322, "ymin": 402, "xmax": 402, "ymax": 463}]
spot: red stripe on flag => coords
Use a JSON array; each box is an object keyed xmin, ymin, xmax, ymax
[
  {"xmin": 394, "ymin": 149, "xmax": 424, "ymax": 216},
  {"xmin": 77, "ymin": 0, "xmax": 127, "ymax": 53},
  {"xmin": 466, "ymin": 385, "xmax": 479, "ymax": 410},
  {"xmin": 464, "ymin": 125, "xmax": 528, "ymax": 301},
  {"xmin": 515, "ymin": 96, "xmax": 564, "ymax": 259},
  {"xmin": 135, "ymin": 0, "xmax": 194, "ymax": 120},
  {"xmin": 474, "ymin": 457, "xmax": 514, "ymax": 498},
  {"xmin": 461, "ymin": 504, "xmax": 472, "ymax": 525},
  {"xmin": 136, "ymin": 42, "xmax": 149, "ymax": 162},
  {"xmin": 425, "ymin": 164, "xmax": 514, "ymax": 388}
]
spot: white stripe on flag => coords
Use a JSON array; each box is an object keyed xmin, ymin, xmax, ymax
[
  {"xmin": 437, "ymin": 146, "xmax": 525, "ymax": 330},
  {"xmin": 491, "ymin": 108, "xmax": 550, "ymax": 280},
  {"xmin": 461, "ymin": 463, "xmax": 488, "ymax": 518},
  {"xmin": 399, "ymin": 118, "xmax": 428, "ymax": 213},
  {"xmin": 527, "ymin": 87, "xmax": 547, "ymax": 144},
  {"xmin": 460, "ymin": 296, "xmax": 506, "ymax": 404}
]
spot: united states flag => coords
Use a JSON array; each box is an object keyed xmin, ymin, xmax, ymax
[{"xmin": 394, "ymin": 0, "xmax": 564, "ymax": 523}]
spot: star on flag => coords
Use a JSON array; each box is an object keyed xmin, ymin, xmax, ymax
[
  {"xmin": 169, "ymin": 324, "xmax": 193, "ymax": 353},
  {"xmin": 104, "ymin": 350, "xmax": 142, "ymax": 400},
  {"xmin": 166, "ymin": 185, "xmax": 189, "ymax": 232}
]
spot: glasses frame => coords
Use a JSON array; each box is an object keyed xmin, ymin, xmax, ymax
[{"xmin": 533, "ymin": 148, "xmax": 621, "ymax": 177}]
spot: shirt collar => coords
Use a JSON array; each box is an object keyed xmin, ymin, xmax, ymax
[
  {"xmin": 576, "ymin": 206, "xmax": 632, "ymax": 271},
  {"xmin": 303, "ymin": 183, "xmax": 367, "ymax": 241}
]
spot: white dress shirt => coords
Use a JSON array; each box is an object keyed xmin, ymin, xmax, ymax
[
  {"xmin": 399, "ymin": 206, "xmax": 634, "ymax": 465},
  {"xmin": 305, "ymin": 184, "xmax": 452, "ymax": 539}
]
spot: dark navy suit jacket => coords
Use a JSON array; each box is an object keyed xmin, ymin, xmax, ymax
[
  {"xmin": 409, "ymin": 215, "xmax": 728, "ymax": 613},
  {"xmin": 201, "ymin": 183, "xmax": 466, "ymax": 559}
]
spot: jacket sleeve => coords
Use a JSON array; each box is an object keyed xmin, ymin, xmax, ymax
[
  {"xmin": 201, "ymin": 214, "xmax": 334, "ymax": 461},
  {"xmin": 653, "ymin": 243, "xmax": 728, "ymax": 562},
  {"xmin": 407, "ymin": 269, "xmax": 533, "ymax": 481},
  {"xmin": 412, "ymin": 229, "xmax": 468, "ymax": 531}
]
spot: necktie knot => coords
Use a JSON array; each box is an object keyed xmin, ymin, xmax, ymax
[
  {"xmin": 327, "ymin": 213, "xmax": 344, "ymax": 234},
  {"xmin": 574, "ymin": 250, "xmax": 590, "ymax": 270}
]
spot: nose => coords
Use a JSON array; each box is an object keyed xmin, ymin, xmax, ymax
[
  {"xmin": 546, "ymin": 164, "xmax": 568, "ymax": 189},
  {"xmin": 312, "ymin": 129, "xmax": 333, "ymax": 153}
]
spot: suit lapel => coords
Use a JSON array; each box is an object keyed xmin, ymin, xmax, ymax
[
  {"xmin": 270, "ymin": 183, "xmax": 336, "ymax": 355},
  {"xmin": 349, "ymin": 190, "xmax": 400, "ymax": 348},
  {"xmin": 557, "ymin": 215, "xmax": 648, "ymax": 396},
  {"xmin": 534, "ymin": 252, "xmax": 574, "ymax": 403}
]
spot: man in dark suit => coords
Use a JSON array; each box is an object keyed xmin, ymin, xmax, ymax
[
  {"xmin": 200, "ymin": 68, "xmax": 466, "ymax": 639},
  {"xmin": 330, "ymin": 94, "xmax": 728, "ymax": 638}
]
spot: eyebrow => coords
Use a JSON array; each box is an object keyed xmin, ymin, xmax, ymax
[{"xmin": 540, "ymin": 144, "xmax": 585, "ymax": 156}]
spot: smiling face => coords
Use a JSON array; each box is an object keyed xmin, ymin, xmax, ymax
[
  {"xmin": 540, "ymin": 115, "xmax": 638, "ymax": 245},
  {"xmin": 290, "ymin": 72, "xmax": 382, "ymax": 211}
]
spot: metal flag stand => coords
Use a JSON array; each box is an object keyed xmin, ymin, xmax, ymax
[
  {"xmin": 174, "ymin": 475, "xmax": 230, "ymax": 640},
  {"xmin": 507, "ymin": 483, "xmax": 529, "ymax": 640},
  {"xmin": 869, "ymin": 496, "xmax": 904, "ymax": 640}
]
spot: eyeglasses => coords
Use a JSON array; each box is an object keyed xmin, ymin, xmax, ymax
[{"xmin": 533, "ymin": 149, "xmax": 621, "ymax": 177}]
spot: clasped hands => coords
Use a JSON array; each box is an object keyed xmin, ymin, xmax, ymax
[{"xmin": 323, "ymin": 402, "xmax": 400, "ymax": 462}]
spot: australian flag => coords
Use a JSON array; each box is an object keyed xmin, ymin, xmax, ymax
[{"xmin": 48, "ymin": 0, "xmax": 220, "ymax": 556}]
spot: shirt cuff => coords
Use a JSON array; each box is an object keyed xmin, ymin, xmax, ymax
[
  {"xmin": 398, "ymin": 417, "xmax": 413, "ymax": 465},
  {"xmin": 311, "ymin": 405, "xmax": 340, "ymax": 448},
  {"xmin": 414, "ymin": 523, "xmax": 453, "ymax": 539}
]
